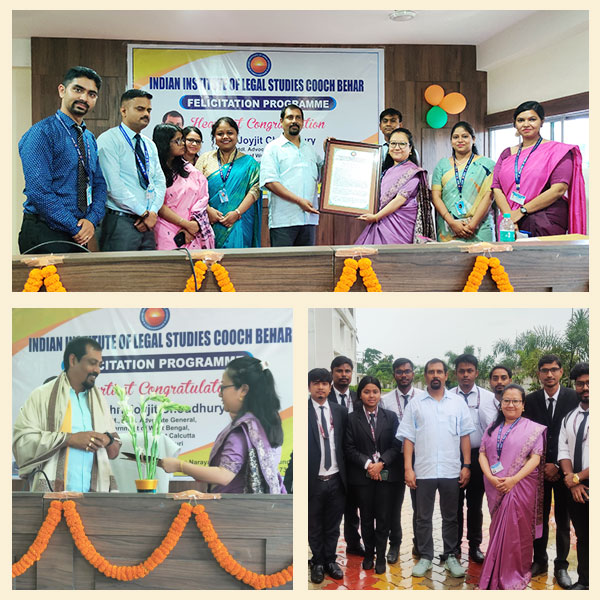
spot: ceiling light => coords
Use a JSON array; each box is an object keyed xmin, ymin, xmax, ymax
[{"xmin": 389, "ymin": 10, "xmax": 416, "ymax": 22}]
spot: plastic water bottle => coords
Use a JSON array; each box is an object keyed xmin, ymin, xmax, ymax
[{"xmin": 498, "ymin": 213, "xmax": 516, "ymax": 242}]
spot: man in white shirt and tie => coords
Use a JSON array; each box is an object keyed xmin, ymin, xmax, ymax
[
  {"xmin": 449, "ymin": 354, "xmax": 497, "ymax": 564},
  {"xmin": 558, "ymin": 362, "xmax": 589, "ymax": 590},
  {"xmin": 489, "ymin": 364, "xmax": 513, "ymax": 413},
  {"xmin": 381, "ymin": 357, "xmax": 426, "ymax": 564}
]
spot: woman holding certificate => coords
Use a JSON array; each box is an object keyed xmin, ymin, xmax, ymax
[
  {"xmin": 491, "ymin": 100, "xmax": 587, "ymax": 236},
  {"xmin": 355, "ymin": 128, "xmax": 434, "ymax": 244}
]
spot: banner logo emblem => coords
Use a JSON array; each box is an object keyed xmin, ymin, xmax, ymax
[
  {"xmin": 140, "ymin": 308, "xmax": 170, "ymax": 330},
  {"xmin": 247, "ymin": 53, "xmax": 271, "ymax": 77}
]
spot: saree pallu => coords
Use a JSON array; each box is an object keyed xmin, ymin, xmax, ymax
[
  {"xmin": 208, "ymin": 412, "xmax": 286, "ymax": 494},
  {"xmin": 355, "ymin": 161, "xmax": 435, "ymax": 245},
  {"xmin": 479, "ymin": 418, "xmax": 546, "ymax": 590},
  {"xmin": 431, "ymin": 156, "xmax": 496, "ymax": 242},
  {"xmin": 201, "ymin": 151, "xmax": 261, "ymax": 248},
  {"xmin": 493, "ymin": 140, "xmax": 587, "ymax": 235}
]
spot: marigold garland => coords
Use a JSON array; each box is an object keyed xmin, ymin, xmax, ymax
[
  {"xmin": 334, "ymin": 257, "xmax": 382, "ymax": 292},
  {"xmin": 13, "ymin": 500, "xmax": 292, "ymax": 589},
  {"xmin": 183, "ymin": 261, "xmax": 236, "ymax": 292},
  {"xmin": 22, "ymin": 265, "xmax": 67, "ymax": 292},
  {"xmin": 462, "ymin": 255, "xmax": 514, "ymax": 292},
  {"xmin": 183, "ymin": 260, "xmax": 208, "ymax": 292}
]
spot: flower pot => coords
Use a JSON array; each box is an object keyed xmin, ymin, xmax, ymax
[{"xmin": 135, "ymin": 479, "xmax": 158, "ymax": 493}]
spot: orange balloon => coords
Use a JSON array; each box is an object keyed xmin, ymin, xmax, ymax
[
  {"xmin": 424, "ymin": 84, "xmax": 445, "ymax": 106},
  {"xmin": 439, "ymin": 92, "xmax": 467, "ymax": 115}
]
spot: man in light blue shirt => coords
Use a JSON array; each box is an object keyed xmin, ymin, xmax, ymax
[
  {"xmin": 259, "ymin": 104, "xmax": 323, "ymax": 247},
  {"xmin": 97, "ymin": 89, "xmax": 166, "ymax": 251},
  {"xmin": 396, "ymin": 358, "xmax": 474, "ymax": 578}
]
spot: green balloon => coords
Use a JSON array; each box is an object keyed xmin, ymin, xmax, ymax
[{"xmin": 426, "ymin": 106, "xmax": 448, "ymax": 129}]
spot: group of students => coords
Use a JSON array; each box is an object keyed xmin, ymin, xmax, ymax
[{"xmin": 308, "ymin": 354, "xmax": 589, "ymax": 590}]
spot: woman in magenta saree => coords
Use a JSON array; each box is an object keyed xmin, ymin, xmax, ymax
[
  {"xmin": 492, "ymin": 100, "xmax": 587, "ymax": 236},
  {"xmin": 478, "ymin": 384, "xmax": 546, "ymax": 590}
]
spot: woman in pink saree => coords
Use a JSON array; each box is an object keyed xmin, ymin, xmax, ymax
[
  {"xmin": 492, "ymin": 100, "xmax": 586, "ymax": 236},
  {"xmin": 478, "ymin": 384, "xmax": 546, "ymax": 590}
]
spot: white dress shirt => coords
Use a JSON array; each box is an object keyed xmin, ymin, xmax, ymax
[
  {"xmin": 450, "ymin": 385, "xmax": 498, "ymax": 449},
  {"xmin": 381, "ymin": 386, "xmax": 427, "ymax": 423},
  {"xmin": 557, "ymin": 404, "xmax": 589, "ymax": 471},
  {"xmin": 311, "ymin": 398, "xmax": 339, "ymax": 476},
  {"xmin": 333, "ymin": 387, "xmax": 353, "ymax": 413}
]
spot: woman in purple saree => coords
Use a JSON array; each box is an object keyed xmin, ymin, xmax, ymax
[
  {"xmin": 492, "ymin": 100, "xmax": 587, "ymax": 236},
  {"xmin": 160, "ymin": 357, "xmax": 286, "ymax": 494},
  {"xmin": 355, "ymin": 128, "xmax": 434, "ymax": 245},
  {"xmin": 478, "ymin": 384, "xmax": 546, "ymax": 590}
]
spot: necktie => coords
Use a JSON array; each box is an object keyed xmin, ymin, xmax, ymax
[
  {"xmin": 134, "ymin": 134, "xmax": 149, "ymax": 190},
  {"xmin": 402, "ymin": 394, "xmax": 409, "ymax": 408},
  {"xmin": 460, "ymin": 391, "xmax": 469, "ymax": 405},
  {"xmin": 339, "ymin": 393, "xmax": 346, "ymax": 408},
  {"xmin": 320, "ymin": 406, "xmax": 331, "ymax": 471},
  {"xmin": 547, "ymin": 397, "xmax": 555, "ymax": 422},
  {"xmin": 573, "ymin": 412, "xmax": 588, "ymax": 474},
  {"xmin": 74, "ymin": 124, "xmax": 88, "ymax": 214},
  {"xmin": 369, "ymin": 413, "xmax": 376, "ymax": 429}
]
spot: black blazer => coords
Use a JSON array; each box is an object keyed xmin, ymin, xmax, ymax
[
  {"xmin": 308, "ymin": 399, "xmax": 348, "ymax": 495},
  {"xmin": 524, "ymin": 386, "xmax": 578, "ymax": 463},
  {"xmin": 344, "ymin": 406, "xmax": 402, "ymax": 485},
  {"xmin": 328, "ymin": 388, "xmax": 359, "ymax": 412}
]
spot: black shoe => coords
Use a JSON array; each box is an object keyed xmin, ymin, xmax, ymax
[
  {"xmin": 468, "ymin": 547, "xmax": 485, "ymax": 563},
  {"xmin": 530, "ymin": 562, "xmax": 548, "ymax": 578},
  {"xmin": 555, "ymin": 569, "xmax": 572, "ymax": 589},
  {"xmin": 346, "ymin": 543, "xmax": 366, "ymax": 556},
  {"xmin": 569, "ymin": 582, "xmax": 589, "ymax": 590},
  {"xmin": 412, "ymin": 544, "xmax": 420, "ymax": 558},
  {"xmin": 310, "ymin": 563, "xmax": 325, "ymax": 584},
  {"xmin": 325, "ymin": 562, "xmax": 343, "ymax": 580},
  {"xmin": 362, "ymin": 557, "xmax": 374, "ymax": 570},
  {"xmin": 387, "ymin": 544, "xmax": 400, "ymax": 564},
  {"xmin": 375, "ymin": 560, "xmax": 387, "ymax": 574}
]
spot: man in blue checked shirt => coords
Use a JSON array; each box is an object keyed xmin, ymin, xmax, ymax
[
  {"xmin": 18, "ymin": 66, "xmax": 107, "ymax": 254},
  {"xmin": 96, "ymin": 89, "xmax": 166, "ymax": 251}
]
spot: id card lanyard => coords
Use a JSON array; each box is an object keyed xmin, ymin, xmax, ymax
[
  {"xmin": 453, "ymin": 152, "xmax": 474, "ymax": 199},
  {"xmin": 514, "ymin": 137, "xmax": 543, "ymax": 192},
  {"xmin": 119, "ymin": 124, "xmax": 150, "ymax": 186},
  {"xmin": 363, "ymin": 405, "xmax": 380, "ymax": 462},
  {"xmin": 217, "ymin": 149, "xmax": 237, "ymax": 204},
  {"xmin": 496, "ymin": 416, "xmax": 521, "ymax": 459},
  {"xmin": 395, "ymin": 388, "xmax": 415, "ymax": 419}
]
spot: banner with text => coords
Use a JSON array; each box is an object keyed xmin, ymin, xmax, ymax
[{"xmin": 129, "ymin": 45, "xmax": 384, "ymax": 160}]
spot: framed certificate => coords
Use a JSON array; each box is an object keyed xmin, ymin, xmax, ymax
[{"xmin": 319, "ymin": 139, "xmax": 382, "ymax": 216}]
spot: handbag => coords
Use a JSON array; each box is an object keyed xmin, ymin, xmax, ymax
[{"xmin": 244, "ymin": 446, "xmax": 269, "ymax": 494}]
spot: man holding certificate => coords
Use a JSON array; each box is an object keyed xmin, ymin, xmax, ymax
[{"xmin": 260, "ymin": 104, "xmax": 323, "ymax": 247}]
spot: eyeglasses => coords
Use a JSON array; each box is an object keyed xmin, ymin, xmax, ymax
[
  {"xmin": 575, "ymin": 381, "xmax": 590, "ymax": 389},
  {"xmin": 219, "ymin": 384, "xmax": 236, "ymax": 393},
  {"xmin": 501, "ymin": 399, "xmax": 523, "ymax": 405},
  {"xmin": 389, "ymin": 142, "xmax": 409, "ymax": 149},
  {"xmin": 186, "ymin": 139, "xmax": 202, "ymax": 145},
  {"xmin": 171, "ymin": 138, "xmax": 184, "ymax": 146},
  {"xmin": 395, "ymin": 369, "xmax": 413, "ymax": 375},
  {"xmin": 539, "ymin": 367, "xmax": 561, "ymax": 375}
]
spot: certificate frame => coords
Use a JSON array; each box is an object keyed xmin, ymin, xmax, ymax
[{"xmin": 319, "ymin": 139, "xmax": 382, "ymax": 216}]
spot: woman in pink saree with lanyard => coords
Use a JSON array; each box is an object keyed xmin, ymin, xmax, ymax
[
  {"xmin": 492, "ymin": 100, "xmax": 586, "ymax": 236},
  {"xmin": 478, "ymin": 384, "xmax": 546, "ymax": 590}
]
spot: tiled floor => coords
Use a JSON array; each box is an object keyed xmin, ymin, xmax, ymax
[{"xmin": 309, "ymin": 494, "xmax": 579, "ymax": 590}]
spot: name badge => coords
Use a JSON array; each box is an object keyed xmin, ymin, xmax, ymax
[
  {"xmin": 455, "ymin": 199, "xmax": 468, "ymax": 217},
  {"xmin": 218, "ymin": 188, "xmax": 229, "ymax": 204},
  {"xmin": 510, "ymin": 191, "xmax": 526, "ymax": 206},
  {"xmin": 490, "ymin": 461, "xmax": 504, "ymax": 475},
  {"xmin": 145, "ymin": 186, "xmax": 154, "ymax": 204},
  {"xmin": 86, "ymin": 184, "xmax": 92, "ymax": 207}
]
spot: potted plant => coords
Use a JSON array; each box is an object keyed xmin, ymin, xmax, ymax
[{"xmin": 114, "ymin": 384, "xmax": 191, "ymax": 493}]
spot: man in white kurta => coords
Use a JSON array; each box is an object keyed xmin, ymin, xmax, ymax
[{"xmin": 13, "ymin": 337, "xmax": 120, "ymax": 492}]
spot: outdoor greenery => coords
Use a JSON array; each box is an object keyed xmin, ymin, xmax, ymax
[{"xmin": 357, "ymin": 309, "xmax": 588, "ymax": 392}]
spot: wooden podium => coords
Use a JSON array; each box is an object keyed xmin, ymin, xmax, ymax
[{"xmin": 12, "ymin": 492, "xmax": 292, "ymax": 590}]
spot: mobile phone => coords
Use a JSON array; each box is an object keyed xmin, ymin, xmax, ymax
[{"xmin": 174, "ymin": 231, "xmax": 186, "ymax": 247}]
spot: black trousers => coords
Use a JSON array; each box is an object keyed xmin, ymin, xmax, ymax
[
  {"xmin": 269, "ymin": 224, "xmax": 316, "ymax": 247},
  {"xmin": 533, "ymin": 477, "xmax": 571, "ymax": 570},
  {"xmin": 18, "ymin": 213, "xmax": 87, "ymax": 254},
  {"xmin": 343, "ymin": 492, "xmax": 362, "ymax": 548},
  {"xmin": 389, "ymin": 479, "xmax": 407, "ymax": 546},
  {"xmin": 353, "ymin": 480, "xmax": 393, "ymax": 560},
  {"xmin": 568, "ymin": 484, "xmax": 589, "ymax": 586},
  {"xmin": 457, "ymin": 447, "xmax": 485, "ymax": 551},
  {"xmin": 308, "ymin": 474, "xmax": 345, "ymax": 565}
]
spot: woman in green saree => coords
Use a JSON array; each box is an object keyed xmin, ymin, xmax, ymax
[
  {"xmin": 196, "ymin": 117, "xmax": 261, "ymax": 248},
  {"xmin": 431, "ymin": 121, "xmax": 496, "ymax": 242}
]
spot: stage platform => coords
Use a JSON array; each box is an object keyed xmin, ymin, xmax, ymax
[
  {"xmin": 13, "ymin": 239, "xmax": 588, "ymax": 292},
  {"xmin": 12, "ymin": 492, "xmax": 292, "ymax": 590}
]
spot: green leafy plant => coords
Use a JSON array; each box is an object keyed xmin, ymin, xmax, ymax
[{"xmin": 115, "ymin": 384, "xmax": 191, "ymax": 480}]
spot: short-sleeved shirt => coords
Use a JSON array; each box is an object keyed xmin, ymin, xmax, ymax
[
  {"xmin": 259, "ymin": 134, "xmax": 323, "ymax": 228},
  {"xmin": 396, "ymin": 389, "xmax": 475, "ymax": 479},
  {"xmin": 449, "ymin": 385, "xmax": 498, "ymax": 449},
  {"xmin": 557, "ymin": 405, "xmax": 589, "ymax": 471}
]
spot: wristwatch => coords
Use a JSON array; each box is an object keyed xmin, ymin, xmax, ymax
[
  {"xmin": 519, "ymin": 206, "xmax": 528, "ymax": 215},
  {"xmin": 462, "ymin": 464, "xmax": 472, "ymax": 469},
  {"xmin": 104, "ymin": 431, "xmax": 115, "ymax": 447},
  {"xmin": 573, "ymin": 473, "xmax": 580, "ymax": 484}
]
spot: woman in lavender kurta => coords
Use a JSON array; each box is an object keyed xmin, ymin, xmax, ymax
[
  {"xmin": 160, "ymin": 357, "xmax": 286, "ymax": 494},
  {"xmin": 478, "ymin": 384, "xmax": 546, "ymax": 590},
  {"xmin": 355, "ymin": 128, "xmax": 434, "ymax": 245},
  {"xmin": 152, "ymin": 124, "xmax": 215, "ymax": 250}
]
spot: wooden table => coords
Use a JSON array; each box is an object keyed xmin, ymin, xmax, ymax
[{"xmin": 12, "ymin": 492, "xmax": 292, "ymax": 590}]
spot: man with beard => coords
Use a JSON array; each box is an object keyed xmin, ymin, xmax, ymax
[
  {"xmin": 449, "ymin": 354, "xmax": 497, "ymax": 564},
  {"xmin": 381, "ymin": 358, "xmax": 426, "ymax": 563},
  {"xmin": 97, "ymin": 89, "xmax": 166, "ymax": 251},
  {"xmin": 524, "ymin": 354, "xmax": 578, "ymax": 588},
  {"xmin": 308, "ymin": 368, "xmax": 347, "ymax": 584},
  {"xmin": 396, "ymin": 358, "xmax": 474, "ymax": 579},
  {"xmin": 18, "ymin": 66, "xmax": 107, "ymax": 254},
  {"xmin": 558, "ymin": 362, "xmax": 589, "ymax": 590},
  {"xmin": 379, "ymin": 108, "xmax": 403, "ymax": 162},
  {"xmin": 162, "ymin": 110, "xmax": 184, "ymax": 128},
  {"xmin": 489, "ymin": 364, "xmax": 512, "ymax": 412},
  {"xmin": 260, "ymin": 103, "xmax": 323, "ymax": 247},
  {"xmin": 13, "ymin": 337, "xmax": 120, "ymax": 492}
]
